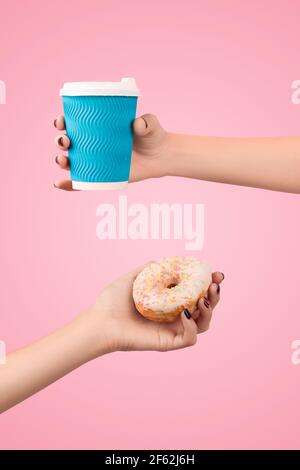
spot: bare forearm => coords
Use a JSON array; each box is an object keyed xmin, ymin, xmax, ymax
[
  {"xmin": 0, "ymin": 309, "xmax": 107, "ymax": 413},
  {"xmin": 168, "ymin": 134, "xmax": 300, "ymax": 193}
]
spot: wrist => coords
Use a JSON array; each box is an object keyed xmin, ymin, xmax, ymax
[
  {"xmin": 158, "ymin": 132, "xmax": 176, "ymax": 178},
  {"xmin": 164, "ymin": 132, "xmax": 184, "ymax": 177},
  {"xmin": 166, "ymin": 132, "xmax": 215, "ymax": 180},
  {"xmin": 73, "ymin": 307, "xmax": 114, "ymax": 362}
]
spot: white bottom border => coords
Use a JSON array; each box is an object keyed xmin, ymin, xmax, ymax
[{"xmin": 72, "ymin": 181, "xmax": 128, "ymax": 190}]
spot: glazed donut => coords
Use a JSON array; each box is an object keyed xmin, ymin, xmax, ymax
[{"xmin": 133, "ymin": 256, "xmax": 212, "ymax": 322}]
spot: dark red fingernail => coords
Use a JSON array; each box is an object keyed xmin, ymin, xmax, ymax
[
  {"xmin": 184, "ymin": 308, "xmax": 191, "ymax": 319},
  {"xmin": 54, "ymin": 119, "xmax": 57, "ymax": 127},
  {"xmin": 58, "ymin": 137, "xmax": 64, "ymax": 146},
  {"xmin": 141, "ymin": 117, "xmax": 148, "ymax": 128},
  {"xmin": 55, "ymin": 156, "xmax": 59, "ymax": 164},
  {"xmin": 217, "ymin": 284, "xmax": 220, "ymax": 294},
  {"xmin": 221, "ymin": 273, "xmax": 225, "ymax": 280},
  {"xmin": 204, "ymin": 298, "xmax": 210, "ymax": 308}
]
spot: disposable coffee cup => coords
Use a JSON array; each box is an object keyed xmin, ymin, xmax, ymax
[{"xmin": 60, "ymin": 78, "xmax": 140, "ymax": 190}]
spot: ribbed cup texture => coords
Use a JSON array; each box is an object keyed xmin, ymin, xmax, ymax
[{"xmin": 62, "ymin": 95, "xmax": 137, "ymax": 183}]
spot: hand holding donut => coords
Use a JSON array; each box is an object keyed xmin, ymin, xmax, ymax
[
  {"xmin": 0, "ymin": 262, "xmax": 224, "ymax": 413},
  {"xmin": 91, "ymin": 262, "xmax": 224, "ymax": 353}
]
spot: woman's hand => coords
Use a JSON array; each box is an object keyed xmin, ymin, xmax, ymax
[
  {"xmin": 54, "ymin": 113, "xmax": 170, "ymax": 190},
  {"xmin": 54, "ymin": 113, "xmax": 300, "ymax": 194},
  {"xmin": 0, "ymin": 264, "xmax": 224, "ymax": 413},
  {"xmin": 89, "ymin": 265, "xmax": 224, "ymax": 354}
]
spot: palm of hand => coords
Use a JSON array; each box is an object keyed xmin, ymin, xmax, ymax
[{"xmin": 98, "ymin": 278, "xmax": 187, "ymax": 352}]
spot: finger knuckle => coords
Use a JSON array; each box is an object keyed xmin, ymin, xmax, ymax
[
  {"xmin": 188, "ymin": 335, "xmax": 197, "ymax": 347},
  {"xmin": 198, "ymin": 325, "xmax": 209, "ymax": 333}
]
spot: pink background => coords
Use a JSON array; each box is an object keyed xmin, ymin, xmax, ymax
[{"xmin": 0, "ymin": 0, "xmax": 300, "ymax": 450}]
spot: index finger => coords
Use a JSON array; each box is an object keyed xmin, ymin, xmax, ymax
[{"xmin": 54, "ymin": 115, "xmax": 65, "ymax": 131}]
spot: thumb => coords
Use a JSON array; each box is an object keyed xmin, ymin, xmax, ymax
[
  {"xmin": 133, "ymin": 114, "xmax": 160, "ymax": 137},
  {"xmin": 172, "ymin": 311, "xmax": 198, "ymax": 350},
  {"xmin": 126, "ymin": 260, "xmax": 156, "ymax": 283}
]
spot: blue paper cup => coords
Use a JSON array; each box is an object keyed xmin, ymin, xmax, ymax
[{"xmin": 60, "ymin": 78, "xmax": 140, "ymax": 190}]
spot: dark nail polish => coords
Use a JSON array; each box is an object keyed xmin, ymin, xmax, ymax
[
  {"xmin": 141, "ymin": 117, "xmax": 148, "ymax": 128},
  {"xmin": 221, "ymin": 273, "xmax": 225, "ymax": 280},
  {"xmin": 55, "ymin": 156, "xmax": 59, "ymax": 164},
  {"xmin": 184, "ymin": 308, "xmax": 191, "ymax": 319},
  {"xmin": 54, "ymin": 119, "xmax": 57, "ymax": 128},
  {"xmin": 58, "ymin": 137, "xmax": 64, "ymax": 146},
  {"xmin": 217, "ymin": 284, "xmax": 220, "ymax": 294},
  {"xmin": 204, "ymin": 298, "xmax": 210, "ymax": 308}
]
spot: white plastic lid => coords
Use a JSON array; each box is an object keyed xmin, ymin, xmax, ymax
[{"xmin": 60, "ymin": 77, "xmax": 140, "ymax": 97}]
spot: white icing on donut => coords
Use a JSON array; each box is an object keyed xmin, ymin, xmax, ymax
[{"xmin": 133, "ymin": 256, "xmax": 212, "ymax": 315}]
